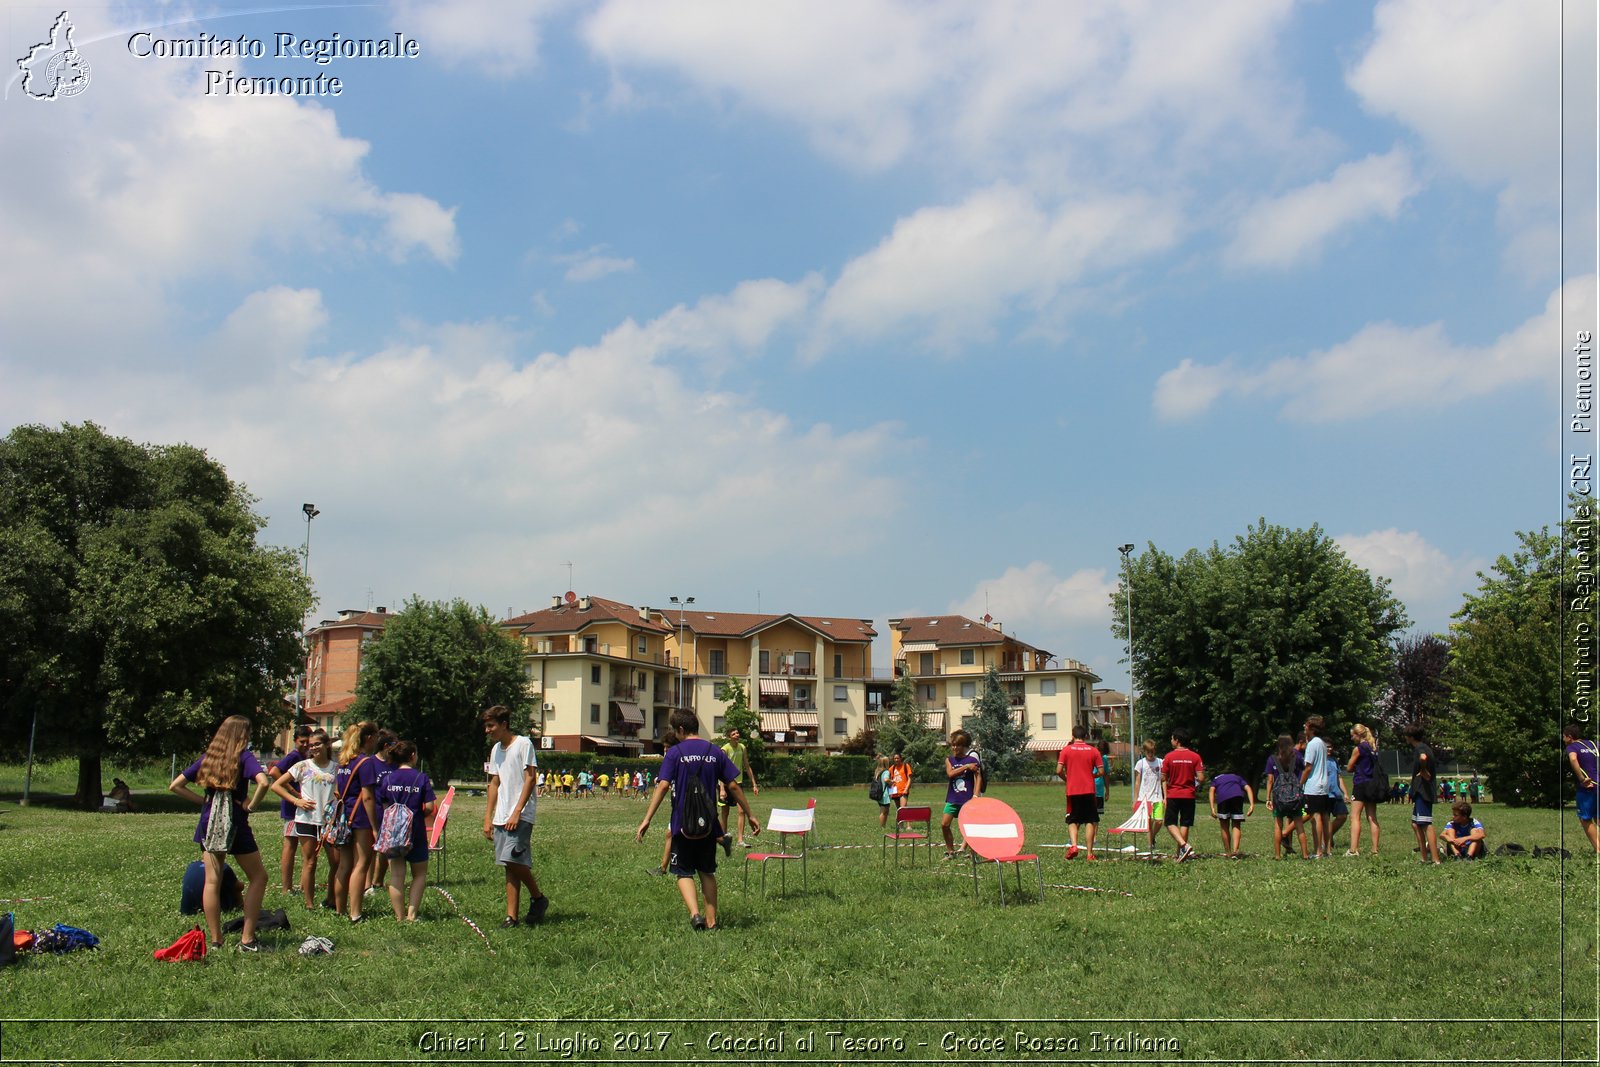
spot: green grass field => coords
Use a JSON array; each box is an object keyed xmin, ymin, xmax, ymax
[{"xmin": 1, "ymin": 763, "xmax": 1597, "ymax": 1065}]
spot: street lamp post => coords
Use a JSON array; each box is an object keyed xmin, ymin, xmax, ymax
[
  {"xmin": 1118, "ymin": 544, "xmax": 1136, "ymax": 760},
  {"xmin": 294, "ymin": 504, "xmax": 320, "ymax": 720},
  {"xmin": 669, "ymin": 595, "xmax": 695, "ymax": 712}
]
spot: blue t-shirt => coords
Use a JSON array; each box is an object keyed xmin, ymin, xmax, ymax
[
  {"xmin": 1302, "ymin": 737, "xmax": 1329, "ymax": 796},
  {"xmin": 659, "ymin": 737, "xmax": 738, "ymax": 837}
]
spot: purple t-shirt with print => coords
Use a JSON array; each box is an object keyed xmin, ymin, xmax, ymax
[
  {"xmin": 336, "ymin": 756, "xmax": 383, "ymax": 830},
  {"xmin": 945, "ymin": 753, "xmax": 981, "ymax": 807},
  {"xmin": 184, "ymin": 750, "xmax": 266, "ymax": 843},
  {"xmin": 659, "ymin": 737, "xmax": 738, "ymax": 837},
  {"xmin": 1569, "ymin": 740, "xmax": 1599, "ymax": 792},
  {"xmin": 272, "ymin": 747, "xmax": 306, "ymax": 819}
]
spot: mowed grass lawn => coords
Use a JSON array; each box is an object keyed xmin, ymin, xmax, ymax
[{"xmin": 1, "ymin": 763, "xmax": 1596, "ymax": 1065}]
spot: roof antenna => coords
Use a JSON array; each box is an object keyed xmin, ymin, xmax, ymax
[{"xmin": 562, "ymin": 561, "xmax": 575, "ymax": 592}]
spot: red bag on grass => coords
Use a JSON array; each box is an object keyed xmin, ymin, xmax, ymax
[{"xmin": 153, "ymin": 928, "xmax": 208, "ymax": 962}]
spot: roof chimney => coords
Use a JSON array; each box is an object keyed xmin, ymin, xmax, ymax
[
  {"xmin": 551, "ymin": 595, "xmax": 562, "ymax": 609},
  {"xmin": 578, "ymin": 596, "xmax": 592, "ymax": 611},
  {"xmin": 639, "ymin": 605, "xmax": 649, "ymax": 620},
  {"xmin": 376, "ymin": 606, "xmax": 387, "ymax": 614}
]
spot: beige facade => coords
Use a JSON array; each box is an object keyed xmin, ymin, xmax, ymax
[{"xmin": 888, "ymin": 615, "xmax": 1099, "ymax": 755}]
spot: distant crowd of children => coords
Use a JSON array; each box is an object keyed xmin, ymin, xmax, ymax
[{"xmin": 534, "ymin": 767, "xmax": 655, "ymax": 798}]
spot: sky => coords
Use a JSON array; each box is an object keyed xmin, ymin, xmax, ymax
[{"xmin": 3, "ymin": 0, "xmax": 1596, "ymax": 692}]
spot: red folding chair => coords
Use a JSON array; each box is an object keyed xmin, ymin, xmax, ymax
[
  {"xmin": 743, "ymin": 806, "xmax": 814, "ymax": 896},
  {"xmin": 957, "ymin": 797, "xmax": 1043, "ymax": 905},
  {"xmin": 882, "ymin": 805, "xmax": 932, "ymax": 866}
]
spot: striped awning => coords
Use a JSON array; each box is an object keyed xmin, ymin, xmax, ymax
[
  {"xmin": 1027, "ymin": 739, "xmax": 1069, "ymax": 752},
  {"xmin": 610, "ymin": 700, "xmax": 644, "ymax": 725},
  {"xmin": 581, "ymin": 735, "xmax": 644, "ymax": 750},
  {"xmin": 758, "ymin": 678, "xmax": 790, "ymax": 696},
  {"xmin": 759, "ymin": 712, "xmax": 790, "ymax": 732},
  {"xmin": 901, "ymin": 641, "xmax": 937, "ymax": 653},
  {"xmin": 922, "ymin": 710, "xmax": 946, "ymax": 732},
  {"xmin": 788, "ymin": 711, "xmax": 820, "ymax": 728}
]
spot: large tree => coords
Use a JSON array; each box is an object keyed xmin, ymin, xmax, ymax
[
  {"xmin": 965, "ymin": 665, "xmax": 1032, "ymax": 780},
  {"xmin": 1111, "ymin": 520, "xmax": 1406, "ymax": 779},
  {"xmin": 0, "ymin": 422, "xmax": 312, "ymax": 806},
  {"xmin": 1373, "ymin": 632, "xmax": 1450, "ymax": 741},
  {"xmin": 350, "ymin": 596, "xmax": 531, "ymax": 784},
  {"xmin": 1444, "ymin": 500, "xmax": 1597, "ymax": 807}
]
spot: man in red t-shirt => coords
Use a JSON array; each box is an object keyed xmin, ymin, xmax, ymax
[
  {"xmin": 1056, "ymin": 726, "xmax": 1106, "ymax": 860},
  {"xmin": 1161, "ymin": 728, "xmax": 1206, "ymax": 861}
]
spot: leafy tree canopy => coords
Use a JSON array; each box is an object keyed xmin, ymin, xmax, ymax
[
  {"xmin": 350, "ymin": 596, "xmax": 532, "ymax": 784},
  {"xmin": 1443, "ymin": 497, "xmax": 1597, "ymax": 807},
  {"xmin": 0, "ymin": 422, "xmax": 312, "ymax": 805},
  {"xmin": 1373, "ymin": 632, "xmax": 1450, "ymax": 744},
  {"xmin": 1111, "ymin": 519, "xmax": 1406, "ymax": 780},
  {"xmin": 716, "ymin": 676, "xmax": 767, "ymax": 774},
  {"xmin": 965, "ymin": 664, "xmax": 1032, "ymax": 780}
]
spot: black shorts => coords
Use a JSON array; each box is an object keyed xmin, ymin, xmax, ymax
[
  {"xmin": 1163, "ymin": 798, "xmax": 1196, "ymax": 827},
  {"xmin": 1353, "ymin": 779, "xmax": 1387, "ymax": 805},
  {"xmin": 1216, "ymin": 797, "xmax": 1245, "ymax": 821},
  {"xmin": 668, "ymin": 833, "xmax": 718, "ymax": 877},
  {"xmin": 1303, "ymin": 794, "xmax": 1335, "ymax": 815},
  {"xmin": 1067, "ymin": 794, "xmax": 1099, "ymax": 825}
]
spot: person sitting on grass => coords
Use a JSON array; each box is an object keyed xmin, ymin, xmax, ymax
[
  {"xmin": 636, "ymin": 710, "xmax": 760, "ymax": 931},
  {"xmin": 1440, "ymin": 801, "xmax": 1486, "ymax": 860},
  {"xmin": 1207, "ymin": 769, "xmax": 1254, "ymax": 857},
  {"xmin": 941, "ymin": 730, "xmax": 984, "ymax": 859}
]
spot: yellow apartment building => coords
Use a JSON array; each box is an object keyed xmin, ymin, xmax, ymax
[
  {"xmin": 501, "ymin": 596, "xmax": 881, "ymax": 754},
  {"xmin": 887, "ymin": 615, "xmax": 1100, "ymax": 758}
]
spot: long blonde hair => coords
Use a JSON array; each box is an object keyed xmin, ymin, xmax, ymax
[
  {"xmin": 1351, "ymin": 723, "xmax": 1378, "ymax": 754},
  {"xmin": 339, "ymin": 721, "xmax": 377, "ymax": 767},
  {"xmin": 198, "ymin": 715, "xmax": 252, "ymax": 790}
]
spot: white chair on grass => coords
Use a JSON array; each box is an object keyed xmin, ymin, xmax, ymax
[{"xmin": 743, "ymin": 805, "xmax": 815, "ymax": 897}]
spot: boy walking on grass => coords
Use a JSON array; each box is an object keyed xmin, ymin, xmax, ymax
[
  {"xmin": 637, "ymin": 710, "xmax": 761, "ymax": 931},
  {"xmin": 940, "ymin": 730, "xmax": 984, "ymax": 859},
  {"xmin": 481, "ymin": 705, "xmax": 550, "ymax": 928},
  {"xmin": 1056, "ymin": 726, "xmax": 1104, "ymax": 860},
  {"xmin": 1161, "ymin": 729, "xmax": 1205, "ymax": 861}
]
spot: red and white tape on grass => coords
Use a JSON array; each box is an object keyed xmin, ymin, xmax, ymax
[{"xmin": 429, "ymin": 885, "xmax": 496, "ymax": 955}]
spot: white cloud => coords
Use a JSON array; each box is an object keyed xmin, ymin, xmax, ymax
[
  {"xmin": 583, "ymin": 0, "xmax": 1301, "ymax": 175},
  {"xmin": 1226, "ymin": 148, "xmax": 1421, "ymax": 268},
  {"xmin": 809, "ymin": 184, "xmax": 1180, "ymax": 357},
  {"xmin": 1152, "ymin": 275, "xmax": 1597, "ymax": 421},
  {"xmin": 1336, "ymin": 528, "xmax": 1483, "ymax": 630},
  {"xmin": 562, "ymin": 249, "xmax": 637, "ymax": 282},
  {"xmin": 951, "ymin": 562, "xmax": 1118, "ymax": 641},
  {"xmin": 389, "ymin": 0, "xmax": 570, "ymax": 77},
  {"xmin": 0, "ymin": 36, "xmax": 458, "ymax": 364}
]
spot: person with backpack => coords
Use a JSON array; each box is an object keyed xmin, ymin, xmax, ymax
[
  {"xmin": 482, "ymin": 705, "xmax": 550, "ymax": 928},
  {"xmin": 367, "ymin": 729, "xmax": 400, "ymax": 897},
  {"xmin": 331, "ymin": 721, "xmax": 381, "ymax": 922},
  {"xmin": 376, "ymin": 740, "xmax": 436, "ymax": 921},
  {"xmin": 872, "ymin": 755, "xmax": 893, "ymax": 828},
  {"xmin": 635, "ymin": 710, "xmax": 761, "ymax": 931},
  {"xmin": 168, "ymin": 714, "xmax": 275, "ymax": 952},
  {"xmin": 1564, "ymin": 723, "xmax": 1600, "ymax": 853},
  {"xmin": 268, "ymin": 727, "xmax": 337, "ymax": 911},
  {"xmin": 1267, "ymin": 735, "xmax": 1308, "ymax": 860}
]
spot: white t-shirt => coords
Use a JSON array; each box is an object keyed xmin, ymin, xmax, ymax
[
  {"xmin": 1134, "ymin": 756, "xmax": 1164, "ymax": 804},
  {"xmin": 488, "ymin": 734, "xmax": 538, "ymax": 827},
  {"xmin": 289, "ymin": 758, "xmax": 338, "ymax": 827}
]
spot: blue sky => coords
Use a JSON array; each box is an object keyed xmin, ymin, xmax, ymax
[{"xmin": 3, "ymin": 0, "xmax": 1595, "ymax": 690}]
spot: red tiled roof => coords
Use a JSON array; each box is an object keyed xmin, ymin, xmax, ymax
[
  {"xmin": 503, "ymin": 595, "xmax": 673, "ymax": 636},
  {"xmin": 889, "ymin": 615, "xmax": 1044, "ymax": 653},
  {"xmin": 310, "ymin": 610, "xmax": 392, "ymax": 632},
  {"xmin": 664, "ymin": 609, "xmax": 875, "ymax": 642}
]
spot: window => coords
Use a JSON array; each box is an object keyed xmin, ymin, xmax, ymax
[
  {"xmin": 713, "ymin": 681, "xmax": 728, "ymax": 700},
  {"xmin": 833, "ymin": 653, "xmax": 842, "ymax": 677},
  {"xmin": 1042, "ymin": 713, "xmax": 1057, "ymax": 730},
  {"xmin": 713, "ymin": 716, "xmax": 726, "ymax": 733},
  {"xmin": 637, "ymin": 636, "xmax": 646, "ymax": 654},
  {"xmin": 793, "ymin": 651, "xmax": 812, "ymax": 672},
  {"xmin": 960, "ymin": 648, "xmax": 974, "ymax": 665},
  {"xmin": 919, "ymin": 684, "xmax": 937, "ymax": 702},
  {"xmin": 960, "ymin": 681, "xmax": 976, "ymax": 699},
  {"xmin": 833, "ymin": 685, "xmax": 848, "ymax": 702},
  {"xmin": 919, "ymin": 652, "xmax": 934, "ymax": 675},
  {"xmin": 590, "ymin": 665, "xmax": 601, "ymax": 684},
  {"xmin": 1041, "ymin": 679, "xmax": 1057, "ymax": 696},
  {"xmin": 709, "ymin": 650, "xmax": 725, "ymax": 675},
  {"xmin": 795, "ymin": 686, "xmax": 810, "ymax": 705},
  {"xmin": 590, "ymin": 704, "xmax": 600, "ymax": 724},
  {"xmin": 833, "ymin": 718, "xmax": 848, "ymax": 735},
  {"xmin": 584, "ymin": 636, "xmax": 598, "ymax": 654},
  {"xmin": 759, "ymin": 650, "xmax": 770, "ymax": 673}
]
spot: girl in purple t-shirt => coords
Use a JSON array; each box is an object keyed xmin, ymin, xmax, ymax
[
  {"xmin": 378, "ymin": 740, "xmax": 437, "ymax": 921},
  {"xmin": 332, "ymin": 720, "xmax": 381, "ymax": 922},
  {"xmin": 168, "ymin": 714, "xmax": 274, "ymax": 951},
  {"xmin": 1346, "ymin": 723, "xmax": 1383, "ymax": 857}
]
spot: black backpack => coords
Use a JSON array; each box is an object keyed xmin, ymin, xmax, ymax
[
  {"xmin": 679, "ymin": 772, "xmax": 720, "ymax": 839},
  {"xmin": 1270, "ymin": 762, "xmax": 1302, "ymax": 810}
]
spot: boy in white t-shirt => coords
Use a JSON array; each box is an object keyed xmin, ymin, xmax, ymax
[{"xmin": 481, "ymin": 705, "xmax": 549, "ymax": 928}]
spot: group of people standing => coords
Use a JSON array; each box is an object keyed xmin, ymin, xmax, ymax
[{"xmin": 169, "ymin": 717, "xmax": 438, "ymax": 952}]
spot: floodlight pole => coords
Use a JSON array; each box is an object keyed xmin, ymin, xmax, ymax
[
  {"xmin": 1119, "ymin": 544, "xmax": 1136, "ymax": 759},
  {"xmin": 670, "ymin": 596, "xmax": 695, "ymax": 712},
  {"xmin": 293, "ymin": 504, "xmax": 320, "ymax": 720}
]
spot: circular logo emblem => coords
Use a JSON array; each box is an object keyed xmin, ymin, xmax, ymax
[{"xmin": 45, "ymin": 49, "xmax": 91, "ymax": 98}]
